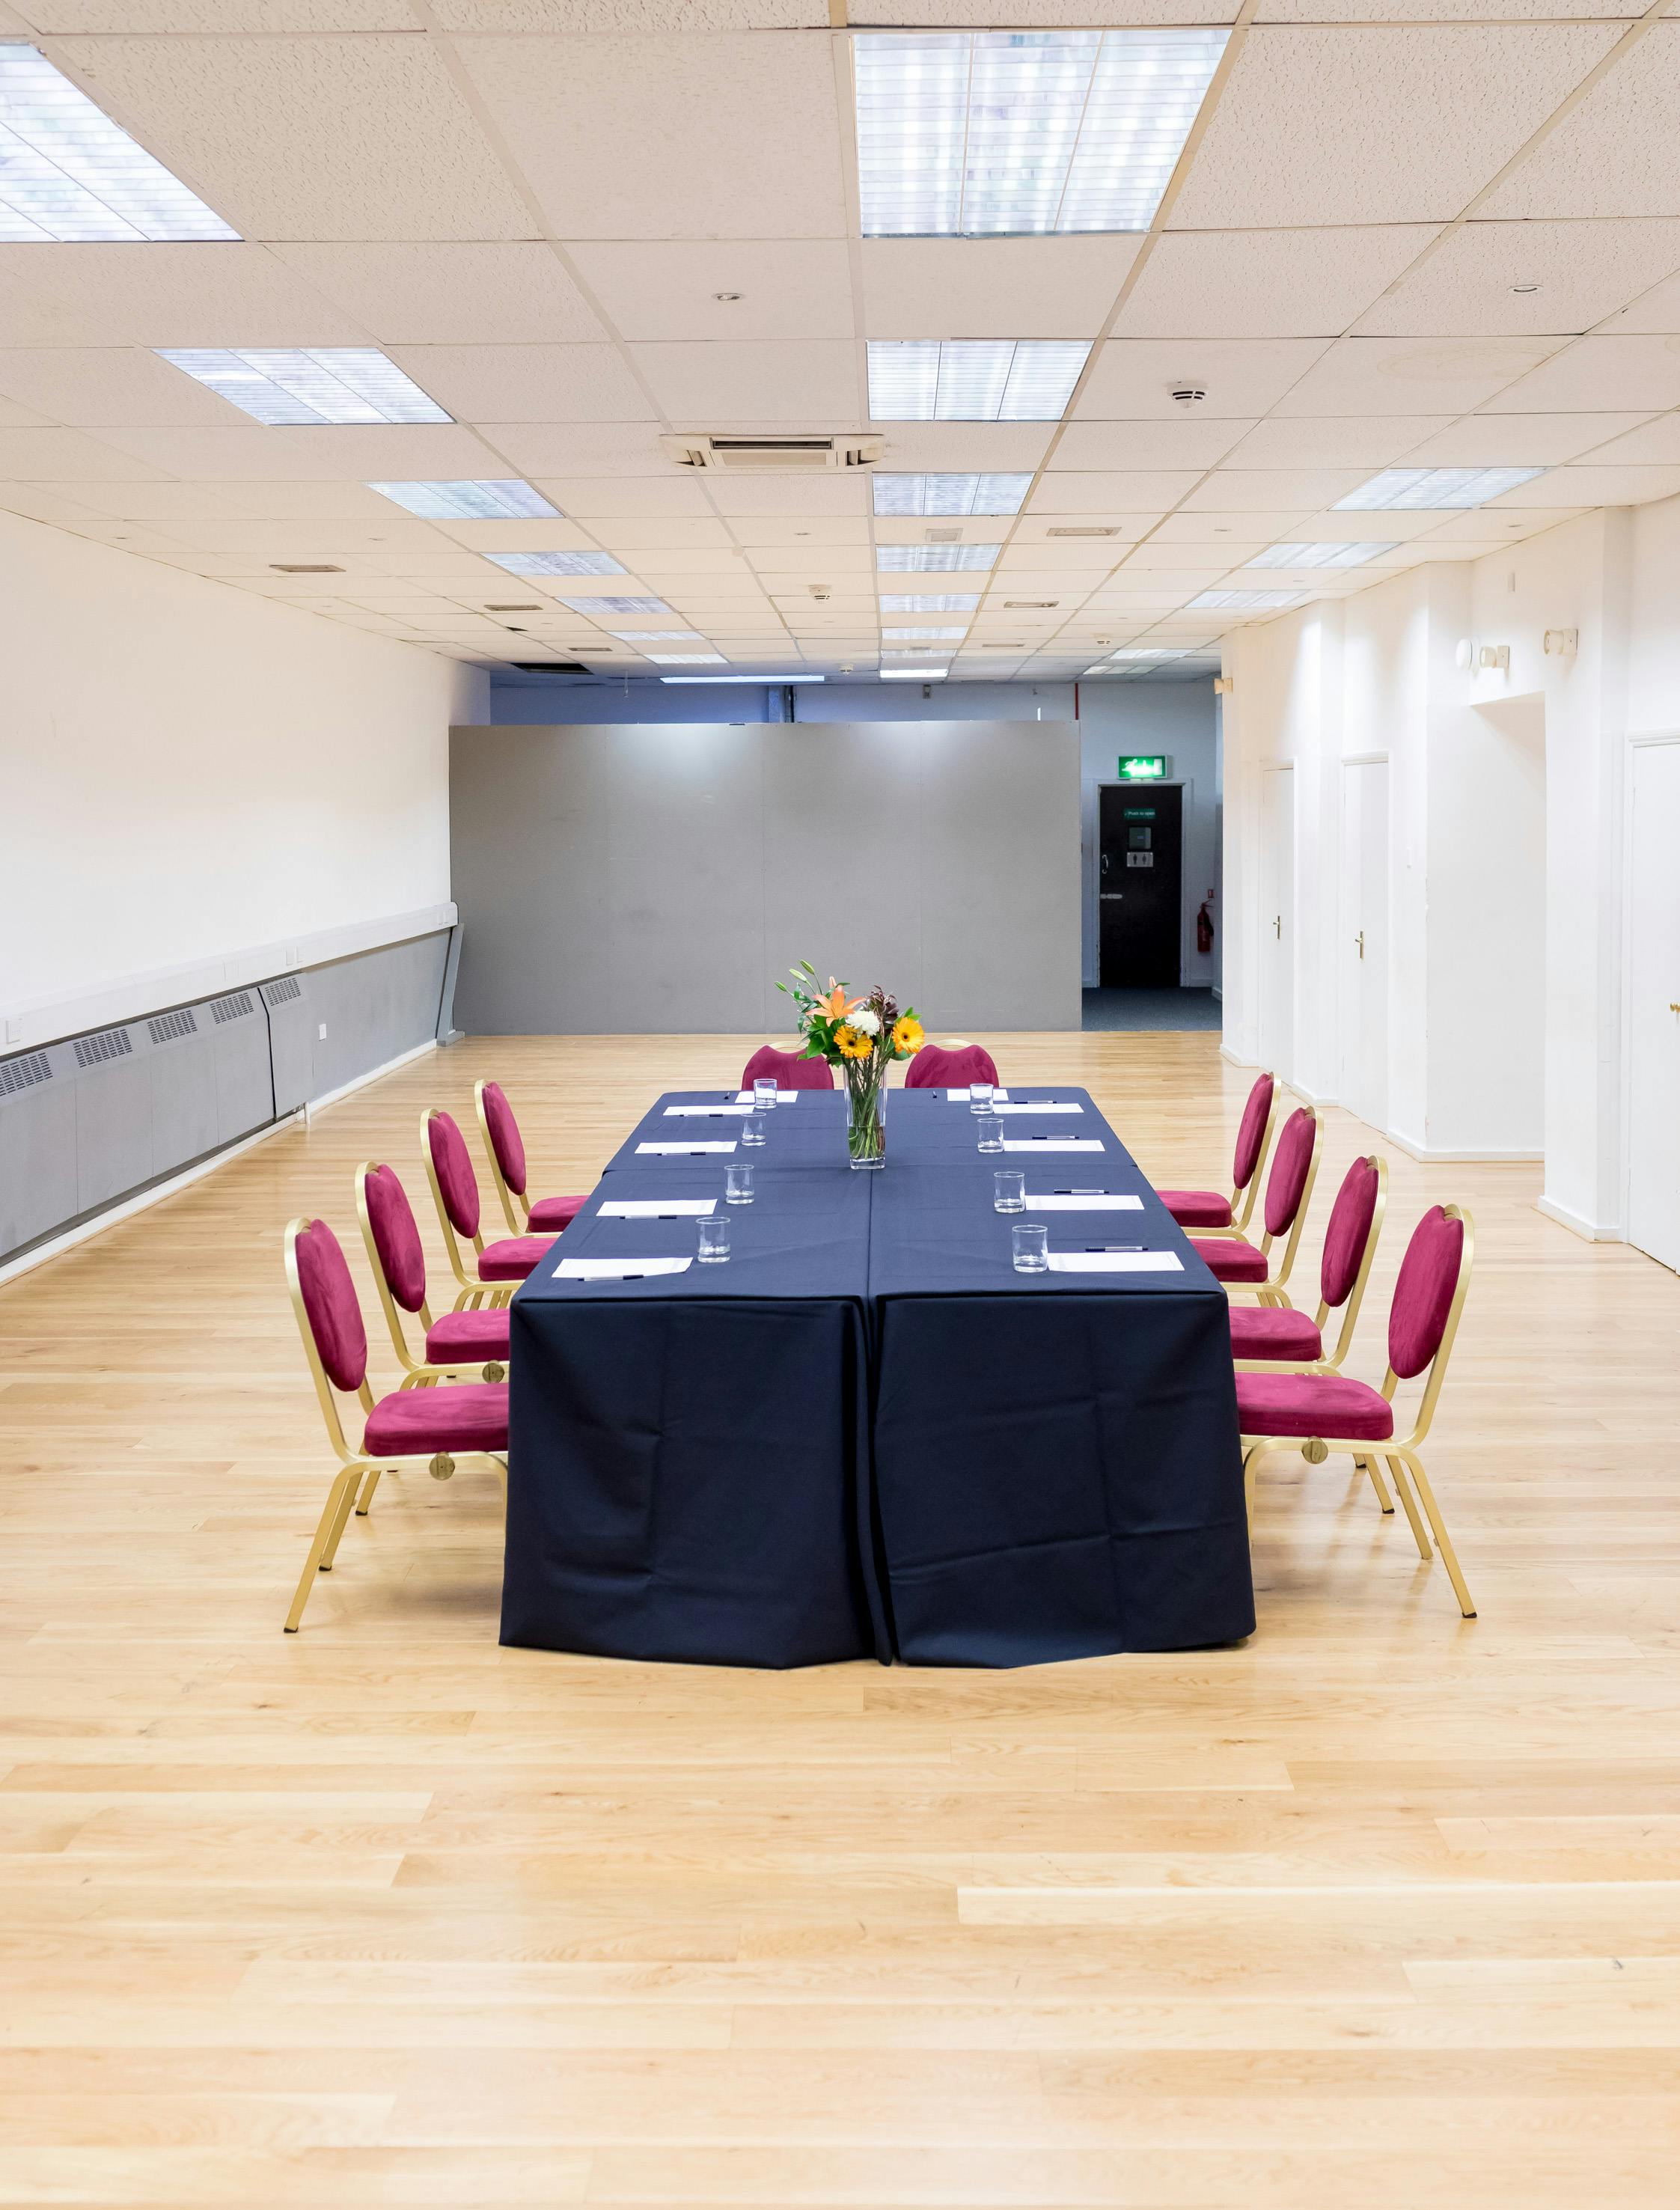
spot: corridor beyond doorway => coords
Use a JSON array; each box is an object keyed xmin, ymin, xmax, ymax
[{"xmin": 1082, "ymin": 986, "xmax": 1221, "ymax": 1031}]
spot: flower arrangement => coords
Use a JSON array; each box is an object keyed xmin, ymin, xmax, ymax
[{"xmin": 778, "ymin": 962, "xmax": 923, "ymax": 1167}]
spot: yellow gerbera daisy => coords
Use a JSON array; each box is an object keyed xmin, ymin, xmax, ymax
[
  {"xmin": 834, "ymin": 1023, "xmax": 873, "ymax": 1060},
  {"xmin": 891, "ymin": 1016, "xmax": 923, "ymax": 1053}
]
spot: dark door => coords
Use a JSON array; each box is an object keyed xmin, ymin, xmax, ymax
[{"xmin": 1099, "ymin": 784, "xmax": 1182, "ymax": 986}]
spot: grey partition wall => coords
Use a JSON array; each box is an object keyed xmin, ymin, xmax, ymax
[{"xmin": 449, "ymin": 721, "xmax": 1081, "ymax": 1034}]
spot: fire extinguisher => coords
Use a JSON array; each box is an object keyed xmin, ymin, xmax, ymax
[{"xmin": 1196, "ymin": 900, "xmax": 1215, "ymax": 956}]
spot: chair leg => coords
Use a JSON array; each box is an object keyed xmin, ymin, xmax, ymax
[
  {"xmin": 355, "ymin": 1466, "xmax": 384, "ymax": 1515},
  {"xmin": 1398, "ymin": 1449, "xmax": 1476, "ymax": 1619},
  {"xmin": 1385, "ymin": 1453, "xmax": 1433, "ymax": 1561},
  {"xmin": 1356, "ymin": 1455, "xmax": 1394, "ymax": 1514},
  {"xmin": 317, "ymin": 1463, "xmax": 365, "ymax": 1571},
  {"xmin": 284, "ymin": 1468, "xmax": 358, "ymax": 1633},
  {"xmin": 1241, "ymin": 1442, "xmax": 1263, "ymax": 1530}
]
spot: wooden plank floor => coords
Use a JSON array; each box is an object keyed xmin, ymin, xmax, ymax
[{"xmin": 3, "ymin": 1028, "xmax": 1679, "ymax": 2208}]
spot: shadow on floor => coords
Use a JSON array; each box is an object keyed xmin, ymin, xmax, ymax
[{"xmin": 1082, "ymin": 987, "xmax": 1222, "ymax": 1033}]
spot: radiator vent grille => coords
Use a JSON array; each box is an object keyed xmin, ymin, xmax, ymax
[
  {"xmin": 263, "ymin": 975, "xmax": 303, "ymax": 1007},
  {"xmin": 147, "ymin": 1008, "xmax": 199, "ymax": 1045},
  {"xmin": 0, "ymin": 1051, "xmax": 52, "ymax": 1097},
  {"xmin": 210, "ymin": 991, "xmax": 254, "ymax": 1025},
  {"xmin": 74, "ymin": 1028, "xmax": 132, "ymax": 1069}
]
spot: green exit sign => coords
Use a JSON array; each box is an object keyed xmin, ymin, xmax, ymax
[{"xmin": 1118, "ymin": 754, "xmax": 1168, "ymax": 780}]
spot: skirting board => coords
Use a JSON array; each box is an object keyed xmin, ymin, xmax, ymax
[
  {"xmin": 1536, "ymin": 1194, "xmax": 1622, "ymax": 1244},
  {"xmin": 1386, "ymin": 1129, "xmax": 1545, "ymax": 1165},
  {"xmin": 0, "ymin": 1039, "xmax": 437, "ymax": 1287}
]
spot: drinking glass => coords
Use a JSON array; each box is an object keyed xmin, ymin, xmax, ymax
[
  {"xmin": 968, "ymin": 1081, "xmax": 995, "ymax": 1114},
  {"xmin": 993, "ymin": 1170, "xmax": 1026, "ymax": 1213},
  {"xmin": 976, "ymin": 1105, "xmax": 1004, "ymax": 1154},
  {"xmin": 697, "ymin": 1217, "xmax": 731, "ymax": 1263},
  {"xmin": 1012, "ymin": 1221, "xmax": 1049, "ymax": 1274},
  {"xmin": 754, "ymin": 1077, "xmax": 778, "ymax": 1111},
  {"xmin": 741, "ymin": 1113, "xmax": 767, "ymax": 1147},
  {"xmin": 724, "ymin": 1162, "xmax": 754, "ymax": 1205}
]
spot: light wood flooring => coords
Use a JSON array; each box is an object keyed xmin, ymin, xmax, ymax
[{"xmin": 3, "ymin": 1029, "xmax": 1679, "ymax": 2207}]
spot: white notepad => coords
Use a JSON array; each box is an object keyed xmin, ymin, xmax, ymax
[
  {"xmin": 993, "ymin": 1100, "xmax": 1082, "ymax": 1115},
  {"xmin": 948, "ymin": 1086, "xmax": 1010, "ymax": 1102},
  {"xmin": 1024, "ymin": 1193, "xmax": 1143, "ymax": 1212},
  {"xmin": 599, "ymin": 1197, "xmax": 717, "ymax": 1219},
  {"xmin": 735, "ymin": 1089, "xmax": 800, "ymax": 1104},
  {"xmin": 555, "ymin": 1256, "xmax": 692, "ymax": 1280},
  {"xmin": 1045, "ymin": 1251, "xmax": 1182, "ymax": 1275},
  {"xmin": 635, "ymin": 1140, "xmax": 737, "ymax": 1156},
  {"xmin": 1001, "ymin": 1138, "xmax": 1105, "ymax": 1153},
  {"xmin": 665, "ymin": 1102, "xmax": 751, "ymax": 1117}
]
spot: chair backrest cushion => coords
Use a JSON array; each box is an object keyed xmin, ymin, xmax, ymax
[
  {"xmin": 293, "ymin": 1219, "xmax": 367, "ymax": 1394},
  {"xmin": 1321, "ymin": 1156, "xmax": 1378, "ymax": 1310},
  {"xmin": 427, "ymin": 1110, "xmax": 480, "ymax": 1236},
  {"xmin": 1232, "ymin": 1072, "xmax": 1274, "ymax": 1190},
  {"xmin": 1388, "ymin": 1206, "xmax": 1464, "ymax": 1379},
  {"xmin": 1262, "ymin": 1106, "xmax": 1317, "ymax": 1239},
  {"xmin": 740, "ymin": 1045, "xmax": 834, "ymax": 1091},
  {"xmin": 364, "ymin": 1164, "xmax": 427, "ymax": 1313},
  {"xmin": 480, "ymin": 1081, "xmax": 528, "ymax": 1197},
  {"xmin": 905, "ymin": 1043, "xmax": 1000, "ymax": 1091}
]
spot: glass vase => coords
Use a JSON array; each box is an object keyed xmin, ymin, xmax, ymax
[{"xmin": 844, "ymin": 1056, "xmax": 886, "ymax": 1169}]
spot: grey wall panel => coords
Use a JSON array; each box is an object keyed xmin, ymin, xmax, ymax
[
  {"xmin": 450, "ymin": 721, "xmax": 1081, "ymax": 1035},
  {"xmin": 147, "ymin": 1025, "xmax": 219, "ymax": 1170},
  {"xmin": 262, "ymin": 977, "xmax": 313, "ymax": 1115},
  {"xmin": 0, "ymin": 1069, "xmax": 79, "ymax": 1254},
  {"xmin": 304, "ymin": 930, "xmax": 448, "ymax": 1097},
  {"xmin": 210, "ymin": 999, "xmax": 274, "ymax": 1143},
  {"xmin": 73, "ymin": 1046, "xmax": 154, "ymax": 1212}
]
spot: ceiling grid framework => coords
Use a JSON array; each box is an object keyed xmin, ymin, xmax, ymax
[{"xmin": 0, "ymin": 1, "xmax": 1676, "ymax": 686}]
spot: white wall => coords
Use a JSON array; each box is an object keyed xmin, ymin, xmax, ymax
[
  {"xmin": 1221, "ymin": 492, "xmax": 1680, "ymax": 1244},
  {"xmin": 1, "ymin": 510, "xmax": 484, "ymax": 1039}
]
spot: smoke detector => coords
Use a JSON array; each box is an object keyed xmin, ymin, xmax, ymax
[{"xmin": 1171, "ymin": 385, "xmax": 1207, "ymax": 409}]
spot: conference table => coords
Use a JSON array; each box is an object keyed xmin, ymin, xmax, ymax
[{"xmin": 501, "ymin": 1085, "xmax": 1253, "ymax": 1669}]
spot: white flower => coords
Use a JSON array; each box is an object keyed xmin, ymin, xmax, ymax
[{"xmin": 847, "ymin": 1007, "xmax": 881, "ymax": 1037}]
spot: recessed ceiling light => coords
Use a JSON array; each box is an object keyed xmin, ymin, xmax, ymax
[
  {"xmin": 608, "ymin": 629, "xmax": 704, "ymax": 641},
  {"xmin": 1189, "ymin": 589, "xmax": 1303, "ymax": 611},
  {"xmin": 878, "ymin": 543, "xmax": 1000, "ymax": 573},
  {"xmin": 662, "ymin": 674, "xmax": 825, "ymax": 683},
  {"xmin": 485, "ymin": 602, "xmax": 544, "ymax": 611},
  {"xmin": 872, "ymin": 472, "xmax": 1033, "ymax": 516},
  {"xmin": 1245, "ymin": 541, "xmax": 1399, "ymax": 570},
  {"xmin": 157, "ymin": 348, "xmax": 450, "ymax": 426},
  {"xmin": 0, "ymin": 43, "xmax": 239, "ymax": 241},
  {"xmin": 712, "ymin": 290, "xmax": 742, "ymax": 302},
  {"xmin": 1511, "ymin": 283, "xmax": 1540, "ymax": 295},
  {"xmin": 486, "ymin": 550, "xmax": 626, "ymax": 577},
  {"xmin": 270, "ymin": 562, "xmax": 343, "ymax": 574},
  {"xmin": 879, "ymin": 593, "xmax": 980, "ymax": 612},
  {"xmin": 648, "ymin": 653, "xmax": 726, "ymax": 665},
  {"xmin": 867, "ymin": 341, "xmax": 1090, "ymax": 421},
  {"xmin": 557, "ymin": 595, "xmax": 674, "ymax": 616},
  {"xmin": 880, "ymin": 667, "xmax": 948, "ymax": 680},
  {"xmin": 1335, "ymin": 466, "xmax": 1545, "ymax": 511},
  {"xmin": 369, "ymin": 480, "xmax": 558, "ymax": 521},
  {"xmin": 854, "ymin": 28, "xmax": 1227, "ymax": 237},
  {"xmin": 882, "ymin": 625, "xmax": 968, "ymax": 638},
  {"xmin": 1004, "ymin": 599, "xmax": 1060, "ymax": 609}
]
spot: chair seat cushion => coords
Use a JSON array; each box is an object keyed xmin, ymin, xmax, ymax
[
  {"xmin": 363, "ymin": 1381, "xmax": 510, "ymax": 1456},
  {"xmin": 527, "ymin": 1192, "xmax": 586, "ymax": 1231},
  {"xmin": 1197, "ymin": 1237, "xmax": 1271, "ymax": 1283},
  {"xmin": 1228, "ymin": 1305, "xmax": 1324, "ymax": 1362},
  {"xmin": 424, "ymin": 1307, "xmax": 511, "ymax": 1365},
  {"xmin": 1235, "ymin": 1371, "xmax": 1394, "ymax": 1443},
  {"xmin": 477, "ymin": 1235, "xmax": 556, "ymax": 1281},
  {"xmin": 1159, "ymin": 1187, "xmax": 1232, "ymax": 1228}
]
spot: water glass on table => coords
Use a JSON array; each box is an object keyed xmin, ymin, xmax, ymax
[
  {"xmin": 1012, "ymin": 1222, "xmax": 1049, "ymax": 1274},
  {"xmin": 725, "ymin": 1163, "xmax": 754, "ymax": 1205},
  {"xmin": 976, "ymin": 1103, "xmax": 1004, "ymax": 1154},
  {"xmin": 993, "ymin": 1170, "xmax": 1025, "ymax": 1213},
  {"xmin": 741, "ymin": 1112, "xmax": 767, "ymax": 1147},
  {"xmin": 753, "ymin": 1077, "xmax": 778, "ymax": 1111},
  {"xmin": 697, "ymin": 1217, "xmax": 731, "ymax": 1263},
  {"xmin": 968, "ymin": 1081, "xmax": 995, "ymax": 1115}
]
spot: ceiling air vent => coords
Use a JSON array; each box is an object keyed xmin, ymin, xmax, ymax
[
  {"xmin": 924, "ymin": 527, "xmax": 963, "ymax": 543},
  {"xmin": 659, "ymin": 433, "xmax": 885, "ymax": 472},
  {"xmin": 1004, "ymin": 599, "xmax": 1059, "ymax": 609},
  {"xmin": 485, "ymin": 604, "xmax": 543, "ymax": 613},
  {"xmin": 1046, "ymin": 526, "xmax": 1120, "ymax": 539},
  {"xmin": 210, "ymin": 991, "xmax": 254, "ymax": 1025},
  {"xmin": 271, "ymin": 563, "xmax": 343, "ymax": 574},
  {"xmin": 262, "ymin": 975, "xmax": 302, "ymax": 1007},
  {"xmin": 74, "ymin": 1026, "xmax": 132, "ymax": 1068},
  {"xmin": 0, "ymin": 1050, "xmax": 52, "ymax": 1097},
  {"xmin": 147, "ymin": 1007, "xmax": 199, "ymax": 1046}
]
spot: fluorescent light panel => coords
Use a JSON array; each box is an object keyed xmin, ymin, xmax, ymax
[
  {"xmin": 879, "ymin": 593, "xmax": 982, "ymax": 612},
  {"xmin": 369, "ymin": 480, "xmax": 558, "ymax": 521},
  {"xmin": 855, "ymin": 29, "xmax": 1228, "ymax": 237},
  {"xmin": 0, "ymin": 43, "xmax": 238, "ymax": 242},
  {"xmin": 881, "ymin": 667, "xmax": 948, "ymax": 680},
  {"xmin": 158, "ymin": 349, "xmax": 449, "ymax": 426},
  {"xmin": 1189, "ymin": 589, "xmax": 1303, "ymax": 611},
  {"xmin": 884, "ymin": 626, "xmax": 968, "ymax": 638},
  {"xmin": 1335, "ymin": 466, "xmax": 1545, "ymax": 512},
  {"xmin": 486, "ymin": 550, "xmax": 626, "ymax": 577},
  {"xmin": 878, "ymin": 543, "xmax": 999, "ymax": 573},
  {"xmin": 648, "ymin": 653, "xmax": 726, "ymax": 665},
  {"xmin": 560, "ymin": 595, "xmax": 674, "ymax": 617},
  {"xmin": 872, "ymin": 471, "xmax": 1033, "ymax": 516},
  {"xmin": 609, "ymin": 629, "xmax": 703, "ymax": 641},
  {"xmin": 868, "ymin": 340, "xmax": 1089, "ymax": 421},
  {"xmin": 662, "ymin": 674, "xmax": 825, "ymax": 684},
  {"xmin": 1245, "ymin": 540, "xmax": 1399, "ymax": 570}
]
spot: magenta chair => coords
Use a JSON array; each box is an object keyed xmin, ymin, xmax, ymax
[
  {"xmin": 1194, "ymin": 1104, "xmax": 1322, "ymax": 1303},
  {"xmin": 905, "ymin": 1043, "xmax": 1000, "ymax": 1090},
  {"xmin": 1237, "ymin": 1204, "xmax": 1476, "ymax": 1617},
  {"xmin": 1159, "ymin": 1072, "xmax": 1277, "ymax": 1230},
  {"xmin": 422, "ymin": 1108, "xmax": 556, "ymax": 1308},
  {"xmin": 740, "ymin": 1045, "xmax": 834, "ymax": 1091},
  {"xmin": 474, "ymin": 1080, "xmax": 588, "ymax": 1236},
  {"xmin": 358, "ymin": 1162, "xmax": 511, "ymax": 1385},
  {"xmin": 1228, "ymin": 1155, "xmax": 1386, "ymax": 1370},
  {"xmin": 282, "ymin": 1217, "xmax": 508, "ymax": 1631}
]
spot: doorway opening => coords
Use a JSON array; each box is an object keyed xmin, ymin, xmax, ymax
[{"xmin": 1084, "ymin": 781, "xmax": 1217, "ymax": 1029}]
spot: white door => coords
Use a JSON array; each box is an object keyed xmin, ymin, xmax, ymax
[
  {"xmin": 1259, "ymin": 766, "xmax": 1295, "ymax": 1075},
  {"xmin": 1339, "ymin": 760, "xmax": 1389, "ymax": 1129},
  {"xmin": 1628, "ymin": 742, "xmax": 1680, "ymax": 1271}
]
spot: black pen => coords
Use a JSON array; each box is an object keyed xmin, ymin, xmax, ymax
[
  {"xmin": 1054, "ymin": 1187, "xmax": 1107, "ymax": 1195},
  {"xmin": 1085, "ymin": 1244, "xmax": 1145, "ymax": 1253}
]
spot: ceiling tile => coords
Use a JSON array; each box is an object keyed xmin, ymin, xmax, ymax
[
  {"xmin": 0, "ymin": 242, "xmax": 367, "ymax": 347},
  {"xmin": 1569, "ymin": 412, "xmax": 1680, "ymax": 464},
  {"xmin": 1181, "ymin": 468, "xmax": 1370, "ymax": 510},
  {"xmin": 1117, "ymin": 227, "xmax": 1439, "ymax": 341},
  {"xmin": 873, "ymin": 424, "xmax": 1054, "ymax": 471},
  {"xmin": 0, "ymin": 426, "xmax": 168, "ymax": 479},
  {"xmin": 543, "ymin": 477, "xmax": 715, "ymax": 517},
  {"xmin": 1479, "ymin": 333, "xmax": 1680, "ymax": 413},
  {"xmin": 0, "ymin": 347, "xmax": 248, "ymax": 427},
  {"xmin": 1221, "ymin": 415, "xmax": 1455, "ymax": 466},
  {"xmin": 1402, "ymin": 411, "xmax": 1655, "ymax": 465},
  {"xmin": 26, "ymin": 4, "xmax": 412, "ymax": 25},
  {"xmin": 1488, "ymin": 462, "xmax": 1680, "ymax": 505},
  {"xmin": 569, "ymin": 241, "xmax": 855, "ymax": 341},
  {"xmin": 1479, "ymin": 24, "xmax": 1680, "ymax": 220},
  {"xmin": 629, "ymin": 340, "xmax": 861, "ymax": 422},
  {"xmin": 474, "ymin": 423, "xmax": 672, "ymax": 475},
  {"xmin": 1357, "ymin": 219, "xmax": 1680, "ymax": 339},
  {"xmin": 1602, "ymin": 269, "xmax": 1680, "ymax": 336},
  {"xmin": 385, "ymin": 344, "xmax": 654, "ymax": 424},
  {"xmin": 432, "ymin": 2, "xmax": 825, "ymax": 24},
  {"xmin": 1050, "ymin": 421, "xmax": 1253, "ymax": 470},
  {"xmin": 271, "ymin": 244, "xmax": 608, "ymax": 346},
  {"xmin": 1172, "ymin": 25, "xmax": 1619, "ymax": 228},
  {"xmin": 700, "ymin": 475, "xmax": 870, "ymax": 516},
  {"xmin": 1271, "ymin": 335, "xmax": 1564, "ymax": 416},
  {"xmin": 861, "ymin": 237, "xmax": 1140, "ymax": 340},
  {"xmin": 1078, "ymin": 338, "xmax": 1328, "ymax": 421},
  {"xmin": 1028, "ymin": 468, "xmax": 1203, "ymax": 510},
  {"xmin": 50, "ymin": 33, "xmax": 533, "ymax": 240},
  {"xmin": 26, "ymin": 477, "xmax": 250, "ymax": 520},
  {"xmin": 456, "ymin": 33, "xmax": 846, "ymax": 240}
]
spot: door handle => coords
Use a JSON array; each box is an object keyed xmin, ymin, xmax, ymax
[
  {"xmin": 1355, "ymin": 930, "xmax": 1364, "ymax": 959},
  {"xmin": 1670, "ymin": 1003, "xmax": 1680, "ymax": 1013},
  {"xmin": 1273, "ymin": 915, "xmax": 1282, "ymax": 939}
]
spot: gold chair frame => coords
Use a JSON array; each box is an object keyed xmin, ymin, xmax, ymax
[
  {"xmin": 355, "ymin": 1162, "xmax": 507, "ymax": 1388},
  {"xmin": 1232, "ymin": 1154, "xmax": 1387, "ymax": 1375},
  {"xmin": 474, "ymin": 1078, "xmax": 537, "ymax": 1236},
  {"xmin": 1204, "ymin": 1102, "xmax": 1323, "ymax": 1307},
  {"xmin": 282, "ymin": 1218, "xmax": 507, "ymax": 1634},
  {"xmin": 421, "ymin": 1107, "xmax": 516, "ymax": 1312},
  {"xmin": 1240, "ymin": 1203, "xmax": 1476, "ymax": 1618}
]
